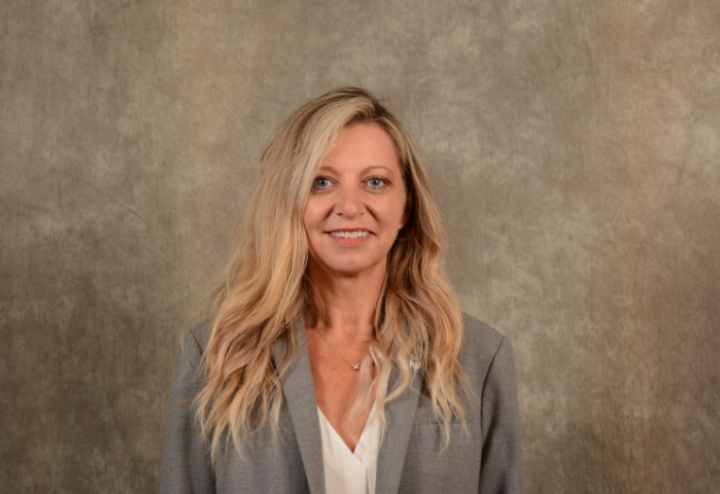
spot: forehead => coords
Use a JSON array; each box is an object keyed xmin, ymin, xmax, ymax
[{"xmin": 320, "ymin": 123, "xmax": 401, "ymax": 174}]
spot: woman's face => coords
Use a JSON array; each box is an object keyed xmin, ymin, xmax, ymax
[{"xmin": 304, "ymin": 123, "xmax": 411, "ymax": 279}]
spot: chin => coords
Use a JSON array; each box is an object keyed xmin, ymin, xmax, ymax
[
  {"xmin": 327, "ymin": 262, "xmax": 374, "ymax": 276},
  {"xmin": 313, "ymin": 256, "xmax": 386, "ymax": 278}
]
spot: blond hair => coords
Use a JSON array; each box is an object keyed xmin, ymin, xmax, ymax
[{"xmin": 196, "ymin": 87, "xmax": 467, "ymax": 458}]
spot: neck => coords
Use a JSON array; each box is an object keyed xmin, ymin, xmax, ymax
[{"xmin": 305, "ymin": 260, "xmax": 386, "ymax": 342}]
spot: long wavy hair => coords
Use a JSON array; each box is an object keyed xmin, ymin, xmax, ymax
[{"xmin": 196, "ymin": 87, "xmax": 467, "ymax": 459}]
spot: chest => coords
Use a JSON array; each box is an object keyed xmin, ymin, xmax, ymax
[{"xmin": 306, "ymin": 331, "xmax": 375, "ymax": 451}]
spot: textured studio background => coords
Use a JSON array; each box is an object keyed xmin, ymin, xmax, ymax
[{"xmin": 2, "ymin": 1, "xmax": 719, "ymax": 493}]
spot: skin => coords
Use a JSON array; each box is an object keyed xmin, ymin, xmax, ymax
[{"xmin": 303, "ymin": 122, "xmax": 411, "ymax": 451}]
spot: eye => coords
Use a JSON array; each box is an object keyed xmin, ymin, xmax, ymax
[
  {"xmin": 312, "ymin": 177, "xmax": 331, "ymax": 189},
  {"xmin": 367, "ymin": 177, "xmax": 387, "ymax": 188}
]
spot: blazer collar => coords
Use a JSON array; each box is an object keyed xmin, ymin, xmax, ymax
[
  {"xmin": 274, "ymin": 316, "xmax": 326, "ymax": 494},
  {"xmin": 375, "ymin": 361, "xmax": 423, "ymax": 494},
  {"xmin": 274, "ymin": 316, "xmax": 423, "ymax": 494}
]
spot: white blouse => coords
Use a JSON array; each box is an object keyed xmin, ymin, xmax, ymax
[{"xmin": 317, "ymin": 402, "xmax": 381, "ymax": 494}]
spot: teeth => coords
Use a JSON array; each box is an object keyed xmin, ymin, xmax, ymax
[{"xmin": 330, "ymin": 231, "xmax": 369, "ymax": 239}]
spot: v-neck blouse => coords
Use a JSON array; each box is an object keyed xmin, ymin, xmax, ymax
[{"xmin": 317, "ymin": 402, "xmax": 381, "ymax": 494}]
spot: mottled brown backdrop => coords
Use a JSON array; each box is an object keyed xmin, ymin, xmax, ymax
[{"xmin": 2, "ymin": 1, "xmax": 719, "ymax": 493}]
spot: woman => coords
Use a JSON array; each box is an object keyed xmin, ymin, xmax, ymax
[{"xmin": 160, "ymin": 88, "xmax": 525, "ymax": 494}]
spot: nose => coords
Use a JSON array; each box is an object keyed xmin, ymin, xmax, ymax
[{"xmin": 334, "ymin": 184, "xmax": 363, "ymax": 218}]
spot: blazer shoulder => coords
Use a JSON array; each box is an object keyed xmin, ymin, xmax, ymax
[
  {"xmin": 461, "ymin": 312, "xmax": 507, "ymax": 357},
  {"xmin": 179, "ymin": 320, "xmax": 212, "ymax": 369}
]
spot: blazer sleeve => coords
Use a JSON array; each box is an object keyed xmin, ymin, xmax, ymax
[
  {"xmin": 159, "ymin": 326, "xmax": 215, "ymax": 494},
  {"xmin": 479, "ymin": 336, "xmax": 526, "ymax": 494}
]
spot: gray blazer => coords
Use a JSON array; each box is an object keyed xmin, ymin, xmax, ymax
[{"xmin": 159, "ymin": 313, "xmax": 525, "ymax": 493}]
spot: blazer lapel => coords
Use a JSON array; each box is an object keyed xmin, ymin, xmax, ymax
[
  {"xmin": 275, "ymin": 317, "xmax": 422, "ymax": 494},
  {"xmin": 274, "ymin": 318, "xmax": 325, "ymax": 494},
  {"xmin": 375, "ymin": 366, "xmax": 423, "ymax": 494}
]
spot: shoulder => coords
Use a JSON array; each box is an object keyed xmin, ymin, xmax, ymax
[
  {"xmin": 461, "ymin": 312, "xmax": 508, "ymax": 358},
  {"xmin": 459, "ymin": 312, "xmax": 516, "ymax": 383},
  {"xmin": 179, "ymin": 320, "xmax": 212, "ymax": 368}
]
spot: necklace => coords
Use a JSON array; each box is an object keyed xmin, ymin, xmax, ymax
[{"xmin": 314, "ymin": 328, "xmax": 361, "ymax": 370}]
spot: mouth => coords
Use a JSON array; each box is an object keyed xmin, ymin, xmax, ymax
[
  {"xmin": 325, "ymin": 229, "xmax": 373, "ymax": 245},
  {"xmin": 328, "ymin": 230, "xmax": 371, "ymax": 239}
]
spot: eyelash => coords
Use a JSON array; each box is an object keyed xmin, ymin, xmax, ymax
[
  {"xmin": 367, "ymin": 176, "xmax": 388, "ymax": 188},
  {"xmin": 313, "ymin": 177, "xmax": 331, "ymax": 188},
  {"xmin": 311, "ymin": 176, "xmax": 390, "ymax": 190}
]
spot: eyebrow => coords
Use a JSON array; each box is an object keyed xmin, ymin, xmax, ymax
[{"xmin": 316, "ymin": 165, "xmax": 397, "ymax": 174}]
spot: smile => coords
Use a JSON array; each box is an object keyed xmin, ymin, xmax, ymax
[{"xmin": 328, "ymin": 231, "xmax": 370, "ymax": 239}]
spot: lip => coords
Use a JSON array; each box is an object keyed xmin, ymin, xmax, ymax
[{"xmin": 325, "ymin": 228, "xmax": 373, "ymax": 246}]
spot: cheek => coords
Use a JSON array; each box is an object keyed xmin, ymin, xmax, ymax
[
  {"xmin": 302, "ymin": 211, "xmax": 319, "ymax": 255},
  {"xmin": 385, "ymin": 195, "xmax": 408, "ymax": 224},
  {"xmin": 302, "ymin": 208, "xmax": 312, "ymax": 231},
  {"xmin": 303, "ymin": 200, "xmax": 321, "ymax": 230},
  {"xmin": 303, "ymin": 200, "xmax": 331, "ymax": 248}
]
